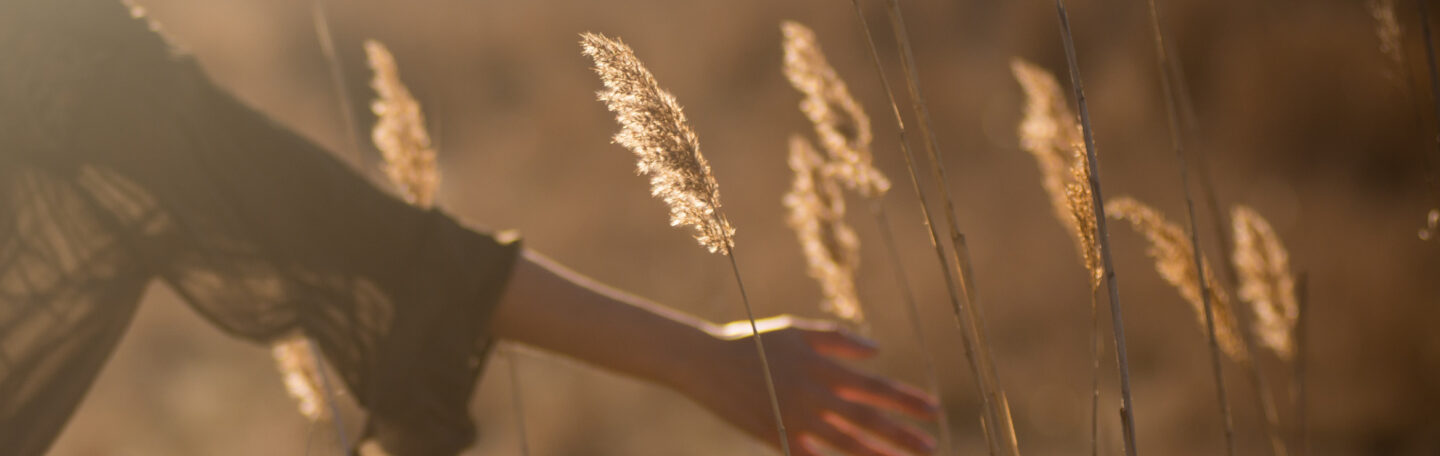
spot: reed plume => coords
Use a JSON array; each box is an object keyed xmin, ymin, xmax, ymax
[
  {"xmin": 1106, "ymin": 197, "xmax": 1246, "ymax": 360},
  {"xmin": 782, "ymin": 19, "xmax": 956, "ymax": 452},
  {"xmin": 272, "ymin": 336, "xmax": 330, "ymax": 421},
  {"xmin": 580, "ymin": 33, "xmax": 736, "ymax": 255},
  {"xmin": 784, "ymin": 135, "xmax": 865, "ymax": 323},
  {"xmin": 1231, "ymin": 206, "xmax": 1298, "ymax": 360},
  {"xmin": 581, "ymin": 32, "xmax": 788, "ymax": 454},
  {"xmin": 1012, "ymin": 59, "xmax": 1102, "ymax": 285},
  {"xmin": 367, "ymin": 40, "xmax": 439, "ymax": 208},
  {"xmin": 1012, "ymin": 56, "xmax": 1102, "ymax": 456},
  {"xmin": 781, "ymin": 21, "xmax": 890, "ymax": 198},
  {"xmin": 1369, "ymin": 0, "xmax": 1406, "ymax": 71}
]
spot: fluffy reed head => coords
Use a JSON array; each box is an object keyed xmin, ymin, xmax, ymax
[
  {"xmin": 1012, "ymin": 58, "xmax": 1101, "ymax": 285},
  {"xmin": 781, "ymin": 21, "xmax": 890, "ymax": 198},
  {"xmin": 367, "ymin": 40, "xmax": 439, "ymax": 208},
  {"xmin": 1106, "ymin": 197, "xmax": 1247, "ymax": 360},
  {"xmin": 272, "ymin": 337, "xmax": 329, "ymax": 421},
  {"xmin": 784, "ymin": 135, "xmax": 864, "ymax": 324},
  {"xmin": 581, "ymin": 33, "xmax": 736, "ymax": 254},
  {"xmin": 1231, "ymin": 206, "xmax": 1298, "ymax": 360},
  {"xmin": 1368, "ymin": 0, "xmax": 1405, "ymax": 70}
]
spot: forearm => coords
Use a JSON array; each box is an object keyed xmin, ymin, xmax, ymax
[{"xmin": 489, "ymin": 249, "xmax": 723, "ymax": 388}]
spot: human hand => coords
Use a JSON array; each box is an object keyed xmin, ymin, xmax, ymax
[{"xmin": 680, "ymin": 316, "xmax": 938, "ymax": 456}]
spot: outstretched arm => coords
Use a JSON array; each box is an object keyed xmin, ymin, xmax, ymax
[{"xmin": 491, "ymin": 249, "xmax": 938, "ymax": 456}]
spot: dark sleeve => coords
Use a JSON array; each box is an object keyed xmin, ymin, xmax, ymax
[{"xmin": 1, "ymin": 1, "xmax": 521, "ymax": 454}]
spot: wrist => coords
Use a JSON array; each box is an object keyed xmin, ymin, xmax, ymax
[{"xmin": 655, "ymin": 321, "xmax": 730, "ymax": 392}]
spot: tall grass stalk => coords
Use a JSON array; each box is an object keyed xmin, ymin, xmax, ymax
[
  {"xmin": 1143, "ymin": 7, "xmax": 1294, "ymax": 452},
  {"xmin": 872, "ymin": 202, "xmax": 955, "ymax": 454},
  {"xmin": 846, "ymin": 1, "xmax": 1007, "ymax": 453},
  {"xmin": 778, "ymin": 22, "xmax": 954, "ymax": 452},
  {"xmin": 872, "ymin": 1, "xmax": 1019, "ymax": 452},
  {"xmin": 579, "ymin": 33, "xmax": 790, "ymax": 455},
  {"xmin": 1136, "ymin": 2, "xmax": 1238, "ymax": 454},
  {"xmin": 1052, "ymin": 2, "xmax": 1139, "ymax": 454},
  {"xmin": 313, "ymin": 0, "xmax": 364, "ymax": 165}
]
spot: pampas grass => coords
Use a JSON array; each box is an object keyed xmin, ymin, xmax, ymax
[
  {"xmin": 783, "ymin": 135, "xmax": 864, "ymax": 324},
  {"xmin": 366, "ymin": 40, "xmax": 440, "ymax": 208},
  {"xmin": 1231, "ymin": 206, "xmax": 1298, "ymax": 360},
  {"xmin": 1052, "ymin": 2, "xmax": 1141, "ymax": 452},
  {"xmin": 1106, "ymin": 197, "xmax": 1247, "ymax": 360},
  {"xmin": 781, "ymin": 21, "xmax": 890, "ymax": 199},
  {"xmin": 781, "ymin": 20, "xmax": 956, "ymax": 453},
  {"xmin": 1011, "ymin": 58, "xmax": 1104, "ymax": 456},
  {"xmin": 580, "ymin": 32, "xmax": 790, "ymax": 455}
]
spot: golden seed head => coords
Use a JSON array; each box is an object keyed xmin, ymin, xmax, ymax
[
  {"xmin": 1107, "ymin": 197, "xmax": 1247, "ymax": 360},
  {"xmin": 1231, "ymin": 205, "xmax": 1298, "ymax": 360},
  {"xmin": 581, "ymin": 33, "xmax": 736, "ymax": 254},
  {"xmin": 1013, "ymin": 58, "xmax": 1101, "ymax": 284},
  {"xmin": 781, "ymin": 21, "xmax": 890, "ymax": 198},
  {"xmin": 366, "ymin": 40, "xmax": 439, "ymax": 208},
  {"xmin": 272, "ymin": 337, "xmax": 330, "ymax": 421},
  {"xmin": 784, "ymin": 136, "xmax": 864, "ymax": 324}
]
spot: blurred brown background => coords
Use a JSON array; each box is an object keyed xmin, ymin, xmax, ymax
[{"xmin": 48, "ymin": 0, "xmax": 1439, "ymax": 454}]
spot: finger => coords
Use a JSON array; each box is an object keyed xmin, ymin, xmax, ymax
[
  {"xmin": 802, "ymin": 326, "xmax": 878, "ymax": 359},
  {"xmin": 832, "ymin": 365, "xmax": 939, "ymax": 420},
  {"xmin": 833, "ymin": 402, "xmax": 936, "ymax": 455},
  {"xmin": 812, "ymin": 412, "xmax": 896, "ymax": 456}
]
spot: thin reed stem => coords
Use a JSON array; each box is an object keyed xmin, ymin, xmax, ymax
[
  {"xmin": 505, "ymin": 348, "xmax": 532, "ymax": 456},
  {"xmin": 1138, "ymin": 2, "xmax": 1238, "ymax": 454},
  {"xmin": 1416, "ymin": 0, "xmax": 1440, "ymax": 157},
  {"xmin": 313, "ymin": 1, "xmax": 364, "ymax": 165},
  {"xmin": 1089, "ymin": 290, "xmax": 1101, "ymax": 456},
  {"xmin": 1053, "ymin": 2, "xmax": 1139, "ymax": 454},
  {"xmin": 1154, "ymin": 18, "xmax": 1292, "ymax": 456},
  {"xmin": 873, "ymin": 201, "xmax": 955, "ymax": 454},
  {"xmin": 304, "ymin": 339, "xmax": 348, "ymax": 453},
  {"xmin": 1292, "ymin": 272, "xmax": 1310, "ymax": 456},
  {"xmin": 724, "ymin": 246, "xmax": 792, "ymax": 456},
  {"xmin": 309, "ymin": 3, "xmax": 355, "ymax": 451},
  {"xmin": 846, "ymin": 1, "xmax": 1004, "ymax": 452},
  {"xmin": 873, "ymin": 1, "xmax": 1018, "ymax": 452}
]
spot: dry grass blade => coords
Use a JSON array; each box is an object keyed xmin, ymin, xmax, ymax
[
  {"xmin": 781, "ymin": 21, "xmax": 891, "ymax": 198},
  {"xmin": 1106, "ymin": 197, "xmax": 1247, "ymax": 360},
  {"xmin": 1052, "ymin": 2, "xmax": 1140, "ymax": 452},
  {"xmin": 580, "ymin": 33, "xmax": 736, "ymax": 255},
  {"xmin": 1138, "ymin": 0, "xmax": 1240, "ymax": 453},
  {"xmin": 1231, "ymin": 206, "xmax": 1299, "ymax": 360},
  {"xmin": 580, "ymin": 32, "xmax": 788, "ymax": 455},
  {"xmin": 873, "ymin": 1, "xmax": 1018, "ymax": 452},
  {"xmin": 366, "ymin": 40, "xmax": 439, "ymax": 208},
  {"xmin": 784, "ymin": 135, "xmax": 864, "ymax": 324}
]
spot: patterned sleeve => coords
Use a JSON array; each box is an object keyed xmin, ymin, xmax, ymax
[{"xmin": 0, "ymin": 1, "xmax": 521, "ymax": 454}]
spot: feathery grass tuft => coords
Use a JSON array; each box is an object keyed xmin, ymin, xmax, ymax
[
  {"xmin": 781, "ymin": 21, "xmax": 890, "ymax": 198},
  {"xmin": 784, "ymin": 135, "xmax": 864, "ymax": 324},
  {"xmin": 1106, "ymin": 197, "xmax": 1247, "ymax": 360},
  {"xmin": 366, "ymin": 40, "xmax": 439, "ymax": 208},
  {"xmin": 1231, "ymin": 206, "xmax": 1298, "ymax": 360},
  {"xmin": 581, "ymin": 32, "xmax": 788, "ymax": 455},
  {"xmin": 580, "ymin": 33, "xmax": 736, "ymax": 255},
  {"xmin": 272, "ymin": 336, "xmax": 330, "ymax": 421}
]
